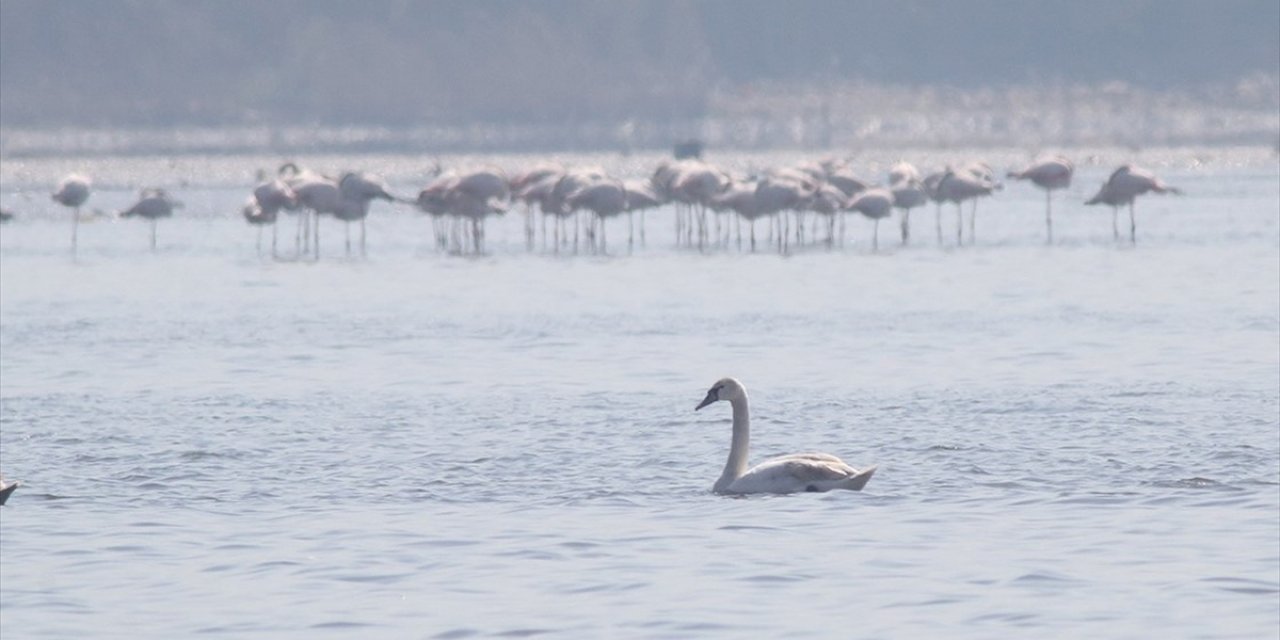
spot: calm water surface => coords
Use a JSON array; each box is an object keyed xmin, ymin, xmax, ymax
[{"xmin": 1, "ymin": 149, "xmax": 1278, "ymax": 638}]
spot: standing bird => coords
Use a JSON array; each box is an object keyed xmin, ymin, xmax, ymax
[
  {"xmin": 247, "ymin": 178, "xmax": 298, "ymax": 257},
  {"xmin": 622, "ymin": 178, "xmax": 664, "ymax": 247},
  {"xmin": 277, "ymin": 162, "xmax": 332, "ymax": 257},
  {"xmin": 846, "ymin": 188, "xmax": 894, "ymax": 251},
  {"xmin": 337, "ymin": 172, "xmax": 397, "ymax": 257},
  {"xmin": 120, "ymin": 188, "xmax": 180, "ymax": 251},
  {"xmin": 935, "ymin": 165, "xmax": 1000, "ymax": 245},
  {"xmin": 565, "ymin": 178, "xmax": 628, "ymax": 252},
  {"xmin": 922, "ymin": 170, "xmax": 948, "ymax": 245},
  {"xmin": 888, "ymin": 162, "xmax": 927, "ymax": 245},
  {"xmin": 1008, "ymin": 156, "xmax": 1073, "ymax": 244},
  {"xmin": 52, "ymin": 173, "xmax": 92, "ymax": 255},
  {"xmin": 242, "ymin": 198, "xmax": 278, "ymax": 256},
  {"xmin": 1085, "ymin": 165, "xmax": 1181, "ymax": 244}
]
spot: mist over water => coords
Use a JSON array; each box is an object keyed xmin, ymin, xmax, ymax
[{"xmin": 1, "ymin": 146, "xmax": 1277, "ymax": 638}]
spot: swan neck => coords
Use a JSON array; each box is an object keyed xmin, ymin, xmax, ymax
[{"xmin": 715, "ymin": 395, "xmax": 750, "ymax": 491}]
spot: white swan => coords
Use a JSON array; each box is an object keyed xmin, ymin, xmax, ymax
[{"xmin": 695, "ymin": 378, "xmax": 877, "ymax": 495}]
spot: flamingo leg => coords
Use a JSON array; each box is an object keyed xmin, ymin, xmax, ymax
[
  {"xmin": 900, "ymin": 209, "xmax": 910, "ymax": 246},
  {"xmin": 1129, "ymin": 202, "xmax": 1137, "ymax": 245},
  {"xmin": 150, "ymin": 218, "xmax": 157, "ymax": 251},
  {"xmin": 969, "ymin": 200, "xmax": 977, "ymax": 244},
  {"xmin": 1045, "ymin": 189, "xmax": 1053, "ymax": 245},
  {"xmin": 71, "ymin": 206, "xmax": 80, "ymax": 257}
]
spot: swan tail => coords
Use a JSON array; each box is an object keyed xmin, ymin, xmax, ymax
[
  {"xmin": 0, "ymin": 480, "xmax": 19, "ymax": 506},
  {"xmin": 839, "ymin": 466, "xmax": 877, "ymax": 491}
]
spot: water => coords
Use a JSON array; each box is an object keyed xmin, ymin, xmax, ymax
[{"xmin": 1, "ymin": 148, "xmax": 1278, "ymax": 639}]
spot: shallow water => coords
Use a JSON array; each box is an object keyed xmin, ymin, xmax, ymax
[{"xmin": 1, "ymin": 149, "xmax": 1278, "ymax": 639}]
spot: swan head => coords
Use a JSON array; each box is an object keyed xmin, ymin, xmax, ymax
[{"xmin": 695, "ymin": 377, "xmax": 746, "ymax": 410}]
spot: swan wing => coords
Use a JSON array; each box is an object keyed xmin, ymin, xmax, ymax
[{"xmin": 726, "ymin": 453, "xmax": 872, "ymax": 494}]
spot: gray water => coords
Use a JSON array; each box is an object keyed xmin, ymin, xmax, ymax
[{"xmin": 1, "ymin": 149, "xmax": 1278, "ymax": 639}]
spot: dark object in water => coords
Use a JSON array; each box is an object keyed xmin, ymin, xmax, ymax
[
  {"xmin": 0, "ymin": 480, "xmax": 18, "ymax": 505},
  {"xmin": 0, "ymin": 208, "xmax": 14, "ymax": 222},
  {"xmin": 674, "ymin": 139, "xmax": 703, "ymax": 160}
]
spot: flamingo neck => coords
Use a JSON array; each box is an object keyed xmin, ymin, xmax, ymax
[{"xmin": 714, "ymin": 395, "xmax": 750, "ymax": 492}]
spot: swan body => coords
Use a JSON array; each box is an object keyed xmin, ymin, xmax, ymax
[{"xmin": 696, "ymin": 378, "xmax": 876, "ymax": 495}]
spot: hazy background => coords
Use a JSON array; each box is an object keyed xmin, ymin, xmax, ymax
[{"xmin": 1, "ymin": 0, "xmax": 1278, "ymax": 153}]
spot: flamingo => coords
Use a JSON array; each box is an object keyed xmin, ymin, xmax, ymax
[
  {"xmin": 444, "ymin": 168, "xmax": 509, "ymax": 254},
  {"xmin": 566, "ymin": 178, "xmax": 627, "ymax": 252},
  {"xmin": 709, "ymin": 179, "xmax": 764, "ymax": 250},
  {"xmin": 0, "ymin": 207, "xmax": 14, "ymax": 223},
  {"xmin": 416, "ymin": 170, "xmax": 462, "ymax": 250},
  {"xmin": 754, "ymin": 174, "xmax": 815, "ymax": 253},
  {"xmin": 510, "ymin": 163, "xmax": 563, "ymax": 247},
  {"xmin": 278, "ymin": 162, "xmax": 331, "ymax": 257},
  {"xmin": 806, "ymin": 182, "xmax": 849, "ymax": 247},
  {"xmin": 337, "ymin": 172, "xmax": 397, "ymax": 257},
  {"xmin": 543, "ymin": 168, "xmax": 606, "ymax": 253},
  {"xmin": 1085, "ymin": 164, "xmax": 1181, "ymax": 244},
  {"xmin": 846, "ymin": 188, "xmax": 894, "ymax": 251},
  {"xmin": 242, "ymin": 197, "xmax": 277, "ymax": 255},
  {"xmin": 888, "ymin": 162, "xmax": 927, "ymax": 245},
  {"xmin": 1008, "ymin": 156, "xmax": 1073, "ymax": 244},
  {"xmin": 248, "ymin": 178, "xmax": 298, "ymax": 257},
  {"xmin": 671, "ymin": 162, "xmax": 731, "ymax": 249},
  {"xmin": 417, "ymin": 168, "xmax": 508, "ymax": 254},
  {"xmin": 622, "ymin": 178, "xmax": 664, "ymax": 247},
  {"xmin": 52, "ymin": 173, "xmax": 91, "ymax": 255},
  {"xmin": 120, "ymin": 188, "xmax": 180, "ymax": 251},
  {"xmin": 935, "ymin": 164, "xmax": 1000, "ymax": 245}
]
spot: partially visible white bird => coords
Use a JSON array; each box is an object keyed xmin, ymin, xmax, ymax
[
  {"xmin": 0, "ymin": 475, "xmax": 18, "ymax": 505},
  {"xmin": 695, "ymin": 378, "xmax": 877, "ymax": 495},
  {"xmin": 1008, "ymin": 155, "xmax": 1074, "ymax": 244},
  {"xmin": 1085, "ymin": 164, "xmax": 1181, "ymax": 244},
  {"xmin": 52, "ymin": 173, "xmax": 92, "ymax": 255}
]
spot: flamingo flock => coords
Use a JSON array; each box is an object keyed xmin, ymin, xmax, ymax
[{"xmin": 13, "ymin": 157, "xmax": 1186, "ymax": 257}]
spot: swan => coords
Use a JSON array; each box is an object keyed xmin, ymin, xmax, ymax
[{"xmin": 695, "ymin": 378, "xmax": 877, "ymax": 495}]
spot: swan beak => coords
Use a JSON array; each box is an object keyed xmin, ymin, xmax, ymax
[{"xmin": 695, "ymin": 392, "xmax": 716, "ymax": 411}]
